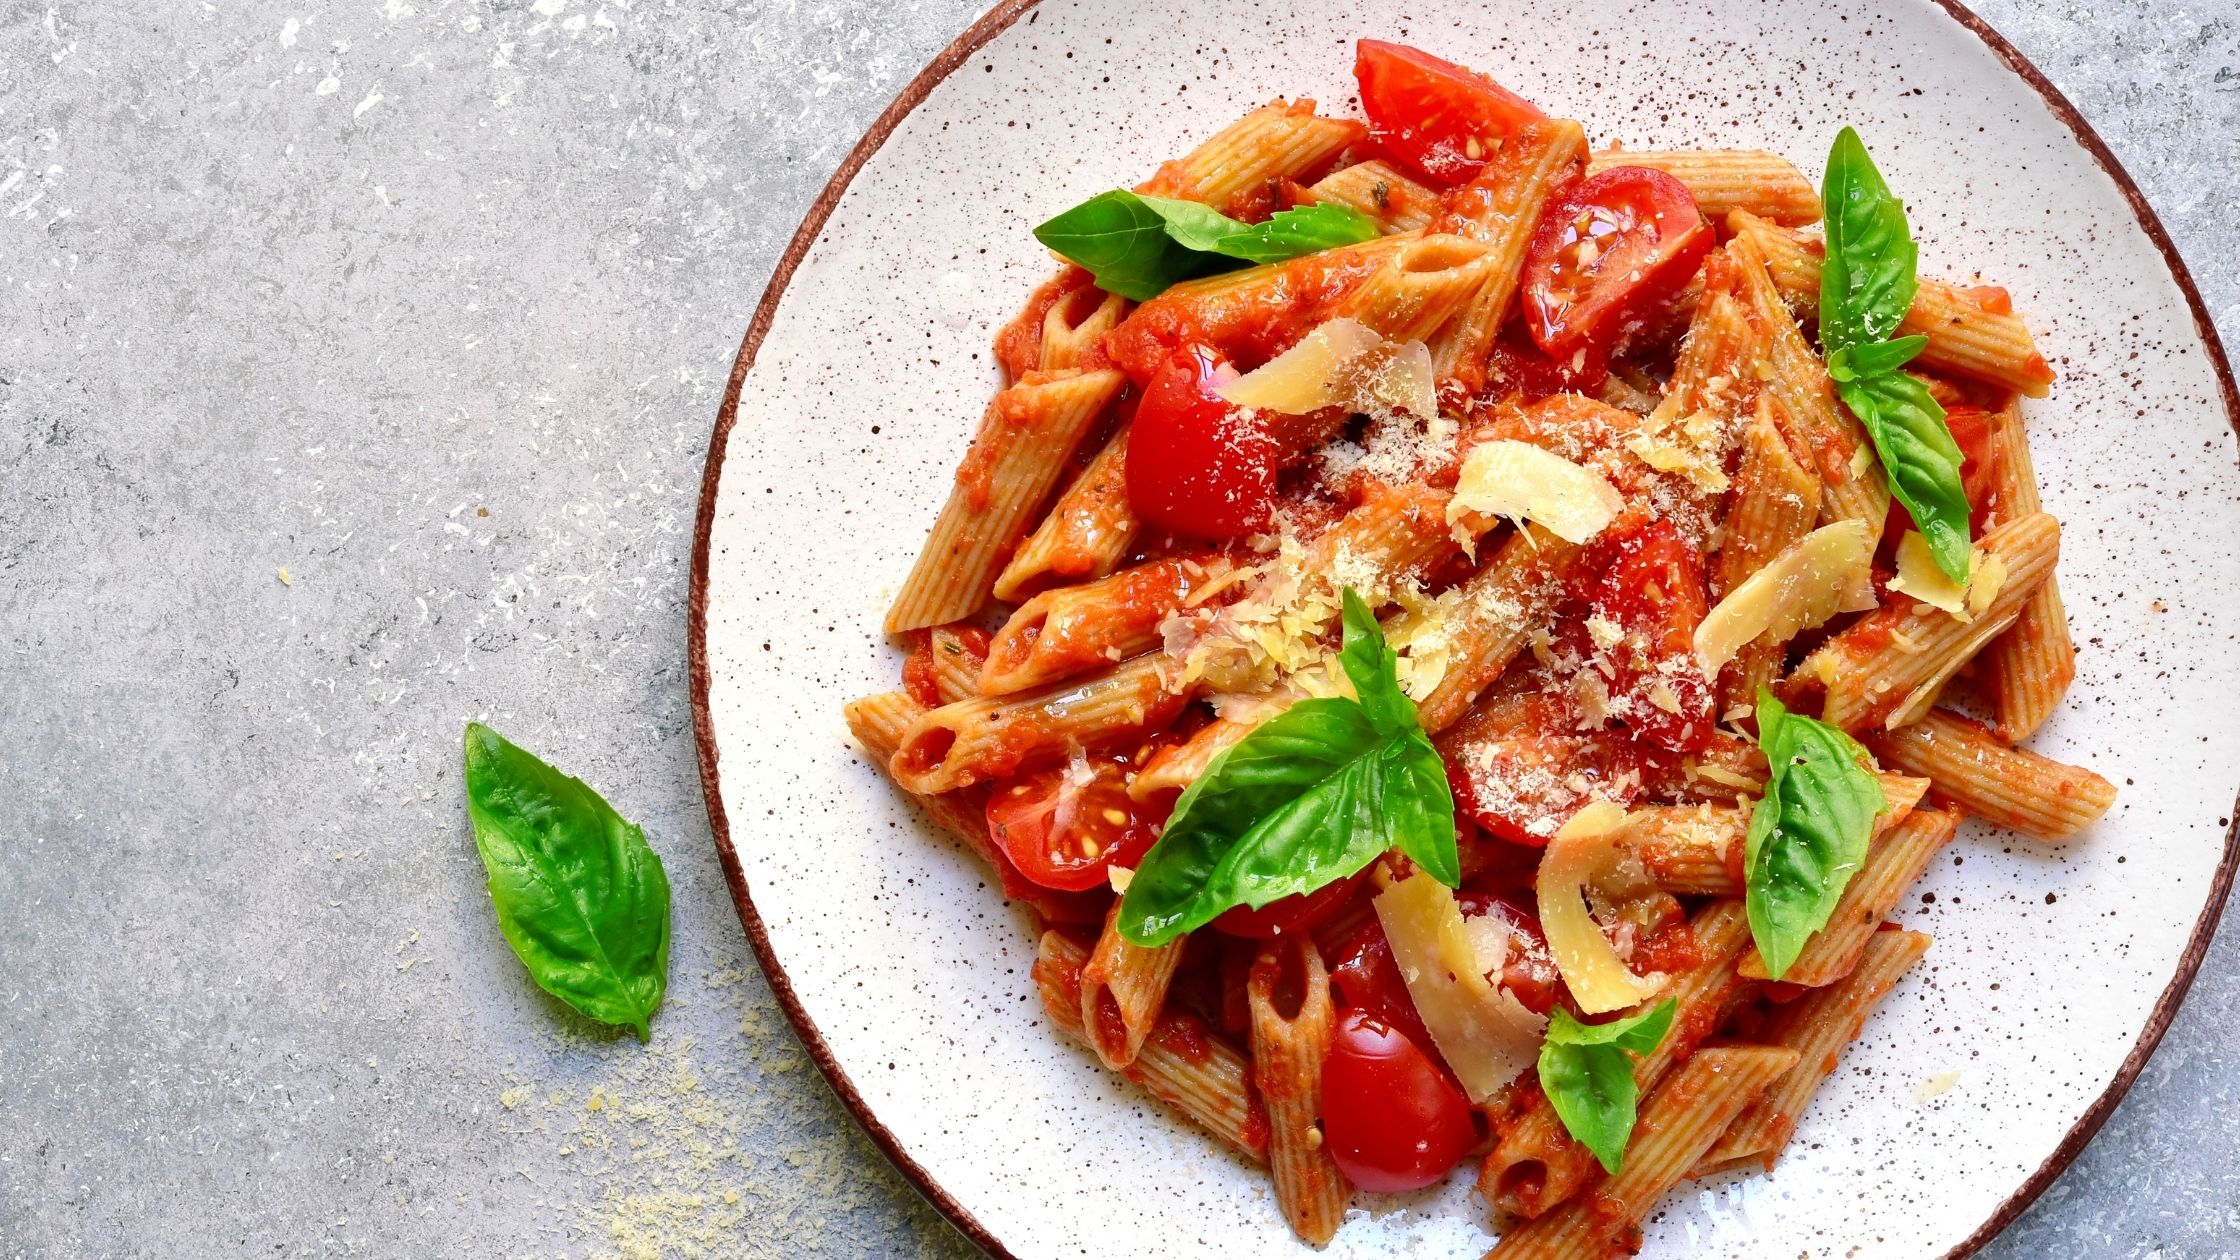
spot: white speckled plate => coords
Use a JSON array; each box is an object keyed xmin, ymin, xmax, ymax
[{"xmin": 691, "ymin": 2, "xmax": 2240, "ymax": 1256}]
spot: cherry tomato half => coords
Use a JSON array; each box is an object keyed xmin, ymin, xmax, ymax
[
  {"xmin": 1941, "ymin": 404, "xmax": 2005, "ymax": 533},
  {"xmin": 1582, "ymin": 518, "xmax": 1715, "ymax": 754},
  {"xmin": 1353, "ymin": 40, "xmax": 1546, "ymax": 186},
  {"xmin": 1520, "ymin": 167, "xmax": 1712, "ymax": 359},
  {"xmin": 1321, "ymin": 1010, "xmax": 1477, "ymax": 1192},
  {"xmin": 1208, "ymin": 871, "xmax": 1364, "ymax": 939},
  {"xmin": 1441, "ymin": 694, "xmax": 1662, "ymax": 846},
  {"xmin": 1327, "ymin": 918, "xmax": 1438, "ymax": 1053},
  {"xmin": 1124, "ymin": 345, "xmax": 1276, "ymax": 540},
  {"xmin": 1455, "ymin": 889, "xmax": 1564, "ymax": 1015},
  {"xmin": 985, "ymin": 758, "xmax": 1159, "ymax": 892}
]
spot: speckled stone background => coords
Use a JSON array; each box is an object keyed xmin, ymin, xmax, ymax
[{"xmin": 0, "ymin": 2, "xmax": 2232, "ymax": 1258}]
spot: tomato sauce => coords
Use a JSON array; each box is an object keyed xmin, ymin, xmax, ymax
[
  {"xmin": 1102, "ymin": 243, "xmax": 1401, "ymax": 383},
  {"xmin": 992, "ymin": 267, "xmax": 1093, "ymax": 382}
]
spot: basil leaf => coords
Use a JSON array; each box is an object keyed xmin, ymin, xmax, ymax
[
  {"xmin": 1032, "ymin": 190, "xmax": 1231, "ymax": 302},
  {"xmin": 1743, "ymin": 690, "xmax": 1887, "ymax": 981},
  {"xmin": 1839, "ymin": 367, "xmax": 1972, "ymax": 582},
  {"xmin": 463, "ymin": 722, "xmax": 672, "ymax": 1041},
  {"xmin": 1034, "ymin": 192, "xmax": 1380, "ymax": 302},
  {"xmin": 1539, "ymin": 999, "xmax": 1678, "ymax": 1175},
  {"xmin": 1216, "ymin": 203, "xmax": 1382, "ymax": 265},
  {"xmin": 1827, "ymin": 334, "xmax": 1926, "ymax": 383},
  {"xmin": 1820, "ymin": 127, "xmax": 1919, "ymax": 355},
  {"xmin": 1116, "ymin": 590, "xmax": 1458, "ymax": 946}
]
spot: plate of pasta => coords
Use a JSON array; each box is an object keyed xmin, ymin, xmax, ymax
[{"xmin": 691, "ymin": 3, "xmax": 2240, "ymax": 1257}]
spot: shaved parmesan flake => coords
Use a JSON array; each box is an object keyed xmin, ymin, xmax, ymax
[
  {"xmin": 1448, "ymin": 440, "xmax": 1624, "ymax": 545},
  {"xmin": 1625, "ymin": 411, "xmax": 1732, "ymax": 494},
  {"xmin": 1968, "ymin": 552, "xmax": 2007, "ymax": 617},
  {"xmin": 1375, "ymin": 873, "xmax": 1545, "ymax": 1102},
  {"xmin": 1888, "ymin": 531, "xmax": 1978, "ymax": 619},
  {"xmin": 1913, "ymin": 1069, "xmax": 1962, "ymax": 1101},
  {"xmin": 1535, "ymin": 801, "xmax": 1668, "ymax": 1014},
  {"xmin": 1106, "ymin": 866, "xmax": 1134, "ymax": 893},
  {"xmin": 1695, "ymin": 519, "xmax": 1878, "ymax": 673},
  {"xmin": 1217, "ymin": 318, "xmax": 1435, "ymax": 419},
  {"xmin": 1849, "ymin": 444, "xmax": 1877, "ymax": 480}
]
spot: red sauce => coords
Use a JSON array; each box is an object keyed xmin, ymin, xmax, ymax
[
  {"xmin": 1628, "ymin": 915, "xmax": 1699, "ymax": 976},
  {"xmin": 1150, "ymin": 1012, "xmax": 1215, "ymax": 1065},
  {"xmin": 992, "ymin": 267, "xmax": 1092, "ymax": 382},
  {"xmin": 899, "ymin": 630, "xmax": 942, "ymax": 707}
]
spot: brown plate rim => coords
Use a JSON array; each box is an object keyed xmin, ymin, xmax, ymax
[{"xmin": 686, "ymin": 3, "xmax": 2240, "ymax": 1257}]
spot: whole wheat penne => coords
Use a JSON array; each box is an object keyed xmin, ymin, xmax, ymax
[
  {"xmin": 982, "ymin": 557, "xmax": 1225, "ymax": 695},
  {"xmin": 993, "ymin": 267, "xmax": 1095, "ymax": 382},
  {"xmin": 886, "ymin": 368, "xmax": 1126, "ymax": 632},
  {"xmin": 1137, "ymin": 99, "xmax": 1366, "ymax": 213},
  {"xmin": 1248, "ymin": 936, "xmax": 1349, "ymax": 1245},
  {"xmin": 1131, "ymin": 715, "xmax": 1253, "ymax": 803},
  {"xmin": 1034, "ymin": 932, "xmax": 1270, "ymax": 1161},
  {"xmin": 994, "ymin": 423, "xmax": 1138, "ymax": 601},
  {"xmin": 1480, "ymin": 900, "xmax": 1752, "ymax": 1220},
  {"xmin": 1739, "ymin": 808, "xmax": 1957, "ymax": 985},
  {"xmin": 844, "ymin": 691, "xmax": 1004, "ymax": 868},
  {"xmin": 1728, "ymin": 232, "xmax": 1890, "ymax": 528},
  {"xmin": 1805, "ymin": 512, "xmax": 2060, "ymax": 732},
  {"xmin": 1697, "ymin": 929, "xmax": 1931, "ymax": 1176},
  {"xmin": 1727, "ymin": 210, "xmax": 2056, "ymax": 397},
  {"xmin": 1333, "ymin": 232, "xmax": 1498, "ymax": 343},
  {"xmin": 1633, "ymin": 774, "xmax": 1927, "ymax": 898},
  {"xmin": 1980, "ymin": 396, "xmax": 2075, "ymax": 739},
  {"xmin": 1589, "ymin": 147, "xmax": 1820, "ymax": 225},
  {"xmin": 1415, "ymin": 524, "xmax": 1583, "ymax": 733},
  {"xmin": 1867, "ymin": 709, "xmax": 2115, "ymax": 841},
  {"xmin": 1305, "ymin": 157, "xmax": 1441, "ymax": 233},
  {"xmin": 1038, "ymin": 285, "xmax": 1131, "ymax": 371},
  {"xmin": 1485, "ymin": 1046, "xmax": 1800, "ymax": 1259},
  {"xmin": 1079, "ymin": 903, "xmax": 1189, "ymax": 1070},
  {"xmin": 891, "ymin": 653, "xmax": 1189, "ymax": 794},
  {"xmin": 1427, "ymin": 119, "xmax": 1588, "ymax": 393}
]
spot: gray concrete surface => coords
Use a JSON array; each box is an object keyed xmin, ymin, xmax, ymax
[{"xmin": 0, "ymin": 2, "xmax": 2233, "ymax": 1257}]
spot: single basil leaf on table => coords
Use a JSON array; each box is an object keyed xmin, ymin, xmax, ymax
[
  {"xmin": 1538, "ymin": 999, "xmax": 1678, "ymax": 1175},
  {"xmin": 1116, "ymin": 589, "xmax": 1458, "ymax": 946},
  {"xmin": 1839, "ymin": 366, "xmax": 1972, "ymax": 582},
  {"xmin": 1820, "ymin": 126, "xmax": 1920, "ymax": 356},
  {"xmin": 462, "ymin": 722, "xmax": 672, "ymax": 1041},
  {"xmin": 1742, "ymin": 689, "xmax": 1887, "ymax": 981},
  {"xmin": 1034, "ymin": 191, "xmax": 1381, "ymax": 302}
]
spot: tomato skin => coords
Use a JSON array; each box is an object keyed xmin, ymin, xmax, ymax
[
  {"xmin": 1583, "ymin": 519, "xmax": 1716, "ymax": 754},
  {"xmin": 1941, "ymin": 404, "xmax": 2005, "ymax": 532},
  {"xmin": 1440, "ymin": 689, "xmax": 1666, "ymax": 846},
  {"xmin": 985, "ymin": 759, "xmax": 1160, "ymax": 892},
  {"xmin": 1354, "ymin": 40, "xmax": 1545, "ymax": 186},
  {"xmin": 1521, "ymin": 167, "xmax": 1712, "ymax": 359},
  {"xmin": 1208, "ymin": 871, "xmax": 1363, "ymax": 939},
  {"xmin": 1321, "ymin": 1010, "xmax": 1477, "ymax": 1192},
  {"xmin": 1328, "ymin": 918, "xmax": 1438, "ymax": 1053},
  {"xmin": 1124, "ymin": 346, "xmax": 1277, "ymax": 540}
]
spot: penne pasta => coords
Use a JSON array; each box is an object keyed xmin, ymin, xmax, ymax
[
  {"xmin": 1805, "ymin": 512, "xmax": 2060, "ymax": 732},
  {"xmin": 1697, "ymin": 929, "xmax": 1932, "ymax": 1176},
  {"xmin": 982, "ymin": 557, "xmax": 1226, "ymax": 695},
  {"xmin": 1739, "ymin": 808, "xmax": 1957, "ymax": 986},
  {"xmin": 1415, "ymin": 524, "xmax": 1584, "ymax": 733},
  {"xmin": 1080, "ymin": 903, "xmax": 1190, "ymax": 1070},
  {"xmin": 886, "ymin": 368, "xmax": 1126, "ymax": 632},
  {"xmin": 1485, "ymin": 1045, "xmax": 1801, "ymax": 1259},
  {"xmin": 1589, "ymin": 147, "xmax": 1820, "ymax": 225},
  {"xmin": 1034, "ymin": 932, "xmax": 1271, "ymax": 1160},
  {"xmin": 1727, "ymin": 231, "xmax": 1890, "ymax": 528},
  {"xmin": 1710, "ymin": 398, "xmax": 1825, "ymax": 712},
  {"xmin": 1138, "ymin": 99, "xmax": 1367, "ymax": 214},
  {"xmin": 1867, "ymin": 709, "xmax": 2116, "ymax": 842},
  {"xmin": 1037, "ymin": 284, "xmax": 1131, "ymax": 371},
  {"xmin": 1305, "ymin": 157, "xmax": 1442, "ymax": 233},
  {"xmin": 994, "ymin": 423, "xmax": 1139, "ymax": 601},
  {"xmin": 920, "ymin": 624, "xmax": 989, "ymax": 705},
  {"xmin": 844, "ymin": 691, "xmax": 1004, "ymax": 868},
  {"xmin": 891, "ymin": 653, "xmax": 1189, "ymax": 794},
  {"xmin": 1333, "ymin": 232, "xmax": 1499, "ymax": 344},
  {"xmin": 1248, "ymin": 936, "xmax": 1350, "ymax": 1245},
  {"xmin": 1980, "ymin": 396, "xmax": 2076, "ymax": 739}
]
